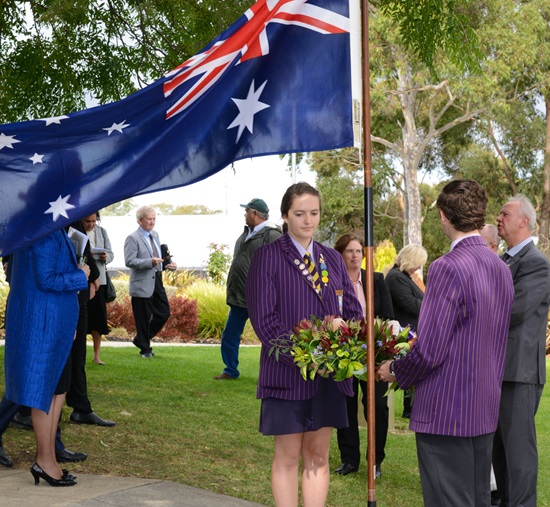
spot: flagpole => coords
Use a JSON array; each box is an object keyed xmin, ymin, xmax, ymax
[{"xmin": 360, "ymin": 0, "xmax": 376, "ymax": 505}]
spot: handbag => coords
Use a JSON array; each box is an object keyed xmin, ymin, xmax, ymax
[{"xmin": 105, "ymin": 270, "xmax": 116, "ymax": 303}]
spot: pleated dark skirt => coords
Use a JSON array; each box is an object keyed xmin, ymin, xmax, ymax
[
  {"xmin": 87, "ymin": 284, "xmax": 110, "ymax": 335},
  {"xmin": 259, "ymin": 377, "xmax": 349, "ymax": 436}
]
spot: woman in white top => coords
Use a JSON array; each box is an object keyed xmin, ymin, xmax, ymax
[{"xmin": 82, "ymin": 211, "xmax": 114, "ymax": 365}]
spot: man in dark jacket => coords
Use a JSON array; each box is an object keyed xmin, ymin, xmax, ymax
[{"xmin": 214, "ymin": 198, "xmax": 281, "ymax": 380}]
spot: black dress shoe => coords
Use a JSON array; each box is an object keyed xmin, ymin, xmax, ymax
[
  {"xmin": 334, "ymin": 463, "xmax": 358, "ymax": 475},
  {"xmin": 0, "ymin": 445, "xmax": 13, "ymax": 467},
  {"xmin": 12, "ymin": 412, "xmax": 33, "ymax": 430},
  {"xmin": 55, "ymin": 448, "xmax": 88, "ymax": 463},
  {"xmin": 70, "ymin": 411, "xmax": 116, "ymax": 427}
]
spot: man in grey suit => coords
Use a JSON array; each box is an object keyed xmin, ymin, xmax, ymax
[
  {"xmin": 124, "ymin": 206, "xmax": 176, "ymax": 358},
  {"xmin": 493, "ymin": 195, "xmax": 550, "ymax": 507}
]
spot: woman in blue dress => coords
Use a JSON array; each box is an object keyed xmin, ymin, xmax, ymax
[{"xmin": 4, "ymin": 229, "xmax": 89, "ymax": 486}]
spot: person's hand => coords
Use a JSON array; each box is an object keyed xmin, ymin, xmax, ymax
[
  {"xmin": 377, "ymin": 360, "xmax": 395, "ymax": 382},
  {"xmin": 98, "ymin": 252, "xmax": 107, "ymax": 262},
  {"xmin": 152, "ymin": 257, "xmax": 164, "ymax": 267},
  {"xmin": 331, "ymin": 317, "xmax": 344, "ymax": 331},
  {"xmin": 165, "ymin": 262, "xmax": 177, "ymax": 271},
  {"xmin": 80, "ymin": 264, "xmax": 90, "ymax": 278}
]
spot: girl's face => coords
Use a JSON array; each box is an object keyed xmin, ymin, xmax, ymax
[
  {"xmin": 341, "ymin": 240, "xmax": 363, "ymax": 272},
  {"xmin": 283, "ymin": 193, "xmax": 320, "ymax": 248}
]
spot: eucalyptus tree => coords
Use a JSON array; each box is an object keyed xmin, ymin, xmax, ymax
[{"xmin": 0, "ymin": 0, "xmax": 251, "ymax": 123}]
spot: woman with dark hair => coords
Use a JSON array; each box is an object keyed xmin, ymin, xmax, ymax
[
  {"xmin": 4, "ymin": 229, "xmax": 89, "ymax": 486},
  {"xmin": 332, "ymin": 232, "xmax": 394, "ymax": 479},
  {"xmin": 246, "ymin": 182, "xmax": 363, "ymax": 507},
  {"xmin": 82, "ymin": 211, "xmax": 114, "ymax": 365}
]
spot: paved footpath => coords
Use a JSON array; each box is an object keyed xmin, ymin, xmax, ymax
[{"xmin": 0, "ymin": 467, "xmax": 267, "ymax": 507}]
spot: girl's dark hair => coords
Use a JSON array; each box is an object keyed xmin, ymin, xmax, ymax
[{"xmin": 280, "ymin": 182, "xmax": 321, "ymax": 218}]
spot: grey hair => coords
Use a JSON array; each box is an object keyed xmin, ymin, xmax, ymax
[
  {"xmin": 508, "ymin": 195, "xmax": 536, "ymax": 232},
  {"xmin": 395, "ymin": 244, "xmax": 428, "ymax": 273},
  {"xmin": 136, "ymin": 205, "xmax": 156, "ymax": 221},
  {"xmin": 256, "ymin": 210, "xmax": 269, "ymax": 220},
  {"xmin": 480, "ymin": 224, "xmax": 499, "ymax": 246}
]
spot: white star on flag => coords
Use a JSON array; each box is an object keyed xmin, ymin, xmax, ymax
[
  {"xmin": 41, "ymin": 115, "xmax": 69, "ymax": 126},
  {"xmin": 0, "ymin": 132, "xmax": 21, "ymax": 151},
  {"xmin": 44, "ymin": 194, "xmax": 76, "ymax": 221},
  {"xmin": 30, "ymin": 153, "xmax": 44, "ymax": 164},
  {"xmin": 227, "ymin": 80, "xmax": 270, "ymax": 143},
  {"xmin": 103, "ymin": 120, "xmax": 130, "ymax": 136}
]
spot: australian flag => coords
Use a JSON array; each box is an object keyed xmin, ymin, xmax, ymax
[{"xmin": 0, "ymin": 0, "xmax": 353, "ymax": 255}]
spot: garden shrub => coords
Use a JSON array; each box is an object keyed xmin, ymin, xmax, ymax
[
  {"xmin": 0, "ymin": 282, "xmax": 9, "ymax": 330},
  {"xmin": 107, "ymin": 298, "xmax": 136, "ymax": 335},
  {"xmin": 158, "ymin": 295, "xmax": 198, "ymax": 341},
  {"xmin": 183, "ymin": 279, "xmax": 258, "ymax": 343},
  {"xmin": 184, "ymin": 280, "xmax": 228, "ymax": 340},
  {"xmin": 106, "ymin": 293, "xmax": 198, "ymax": 342}
]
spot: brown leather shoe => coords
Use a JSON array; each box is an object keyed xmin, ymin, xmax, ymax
[{"xmin": 214, "ymin": 373, "xmax": 236, "ymax": 380}]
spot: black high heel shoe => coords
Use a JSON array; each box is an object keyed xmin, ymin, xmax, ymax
[{"xmin": 30, "ymin": 462, "xmax": 77, "ymax": 486}]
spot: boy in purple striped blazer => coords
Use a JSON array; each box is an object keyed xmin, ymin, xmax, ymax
[
  {"xmin": 379, "ymin": 180, "xmax": 514, "ymax": 507},
  {"xmin": 246, "ymin": 182, "xmax": 362, "ymax": 507}
]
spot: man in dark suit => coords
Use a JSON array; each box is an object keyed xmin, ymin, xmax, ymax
[
  {"xmin": 492, "ymin": 195, "xmax": 550, "ymax": 507},
  {"xmin": 124, "ymin": 206, "xmax": 176, "ymax": 358},
  {"xmin": 379, "ymin": 180, "xmax": 514, "ymax": 506}
]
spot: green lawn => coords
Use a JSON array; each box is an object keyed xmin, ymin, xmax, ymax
[{"xmin": 0, "ymin": 346, "xmax": 548, "ymax": 507}]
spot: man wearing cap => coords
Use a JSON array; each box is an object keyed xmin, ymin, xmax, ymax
[{"xmin": 214, "ymin": 199, "xmax": 282, "ymax": 380}]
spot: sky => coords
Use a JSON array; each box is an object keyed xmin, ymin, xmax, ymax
[
  {"xmin": 131, "ymin": 154, "xmax": 317, "ymax": 219},
  {"xmin": 103, "ymin": 155, "xmax": 318, "ymax": 269}
]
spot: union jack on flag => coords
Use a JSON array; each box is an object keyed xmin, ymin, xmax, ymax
[{"xmin": 0, "ymin": 0, "xmax": 353, "ymax": 255}]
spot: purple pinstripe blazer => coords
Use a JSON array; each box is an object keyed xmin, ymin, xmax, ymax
[
  {"xmin": 393, "ymin": 235, "xmax": 514, "ymax": 437},
  {"xmin": 246, "ymin": 233, "xmax": 363, "ymax": 400}
]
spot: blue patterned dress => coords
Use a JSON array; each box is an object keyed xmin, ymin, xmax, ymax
[{"xmin": 4, "ymin": 229, "xmax": 88, "ymax": 412}]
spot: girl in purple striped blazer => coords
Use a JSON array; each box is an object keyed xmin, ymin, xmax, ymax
[{"xmin": 246, "ymin": 182, "xmax": 363, "ymax": 507}]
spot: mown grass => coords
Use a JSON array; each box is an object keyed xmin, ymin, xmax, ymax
[{"xmin": 0, "ymin": 346, "xmax": 548, "ymax": 507}]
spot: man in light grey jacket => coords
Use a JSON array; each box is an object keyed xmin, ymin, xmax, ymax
[{"xmin": 124, "ymin": 206, "xmax": 176, "ymax": 358}]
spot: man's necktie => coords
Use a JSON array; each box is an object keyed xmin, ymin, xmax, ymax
[
  {"xmin": 149, "ymin": 234, "xmax": 160, "ymax": 258},
  {"xmin": 502, "ymin": 252, "xmax": 511, "ymax": 264},
  {"xmin": 303, "ymin": 252, "xmax": 321, "ymax": 293}
]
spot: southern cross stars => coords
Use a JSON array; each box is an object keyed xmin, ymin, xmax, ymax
[
  {"xmin": 227, "ymin": 80, "xmax": 270, "ymax": 143},
  {"xmin": 103, "ymin": 120, "xmax": 130, "ymax": 136},
  {"xmin": 0, "ymin": 132, "xmax": 21, "ymax": 150},
  {"xmin": 30, "ymin": 153, "xmax": 44, "ymax": 164},
  {"xmin": 44, "ymin": 195, "xmax": 75, "ymax": 221},
  {"xmin": 41, "ymin": 115, "xmax": 69, "ymax": 126}
]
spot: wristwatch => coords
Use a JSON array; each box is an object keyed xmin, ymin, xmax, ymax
[{"xmin": 388, "ymin": 361, "xmax": 395, "ymax": 377}]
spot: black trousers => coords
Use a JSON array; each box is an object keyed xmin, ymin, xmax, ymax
[
  {"xmin": 131, "ymin": 273, "xmax": 170, "ymax": 355},
  {"xmin": 66, "ymin": 305, "xmax": 93, "ymax": 414},
  {"xmin": 336, "ymin": 377, "xmax": 389, "ymax": 468},
  {"xmin": 416, "ymin": 432, "xmax": 493, "ymax": 507}
]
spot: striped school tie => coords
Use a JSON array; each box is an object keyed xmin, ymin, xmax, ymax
[{"xmin": 303, "ymin": 251, "xmax": 321, "ymax": 293}]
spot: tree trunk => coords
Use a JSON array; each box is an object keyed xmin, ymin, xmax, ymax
[
  {"xmin": 398, "ymin": 66, "xmax": 422, "ymax": 246},
  {"xmin": 537, "ymin": 93, "xmax": 550, "ymax": 258}
]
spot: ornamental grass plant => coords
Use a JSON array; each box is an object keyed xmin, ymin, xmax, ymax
[
  {"xmin": 0, "ymin": 347, "xmax": 548, "ymax": 507},
  {"xmin": 183, "ymin": 280, "xmax": 257, "ymax": 343}
]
